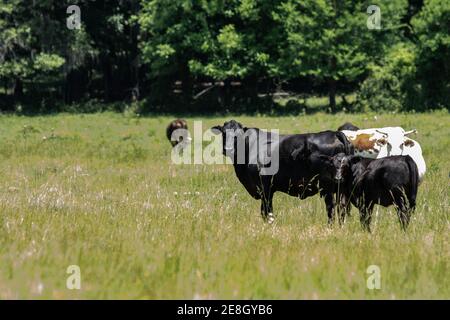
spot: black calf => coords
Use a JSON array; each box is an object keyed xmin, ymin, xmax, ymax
[{"xmin": 319, "ymin": 153, "xmax": 419, "ymax": 231}]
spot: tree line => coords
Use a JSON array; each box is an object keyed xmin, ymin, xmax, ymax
[{"xmin": 0, "ymin": 0, "xmax": 448, "ymax": 113}]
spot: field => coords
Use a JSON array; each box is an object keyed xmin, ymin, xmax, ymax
[{"xmin": 0, "ymin": 111, "xmax": 448, "ymax": 299}]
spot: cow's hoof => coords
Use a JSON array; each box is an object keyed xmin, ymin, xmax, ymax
[{"xmin": 267, "ymin": 213, "xmax": 275, "ymax": 224}]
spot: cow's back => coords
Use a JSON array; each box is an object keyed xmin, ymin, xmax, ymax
[{"xmin": 306, "ymin": 130, "xmax": 353, "ymax": 156}]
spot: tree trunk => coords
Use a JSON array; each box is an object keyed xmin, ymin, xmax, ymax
[
  {"xmin": 64, "ymin": 72, "xmax": 71, "ymax": 104},
  {"xmin": 246, "ymin": 76, "xmax": 258, "ymax": 104},
  {"xmin": 103, "ymin": 57, "xmax": 112, "ymax": 102},
  {"xmin": 14, "ymin": 78, "xmax": 23, "ymax": 99},
  {"xmin": 223, "ymin": 79, "xmax": 232, "ymax": 109},
  {"xmin": 180, "ymin": 65, "xmax": 193, "ymax": 103},
  {"xmin": 328, "ymin": 56, "xmax": 337, "ymax": 110},
  {"xmin": 65, "ymin": 70, "xmax": 86, "ymax": 104},
  {"xmin": 329, "ymin": 78, "xmax": 336, "ymax": 111}
]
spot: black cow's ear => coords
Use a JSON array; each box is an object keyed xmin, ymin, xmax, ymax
[{"xmin": 211, "ymin": 125, "xmax": 222, "ymax": 133}]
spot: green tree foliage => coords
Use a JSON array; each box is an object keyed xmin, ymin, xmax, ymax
[
  {"xmin": 412, "ymin": 0, "xmax": 450, "ymax": 109},
  {"xmin": 273, "ymin": 0, "xmax": 408, "ymax": 109},
  {"xmin": 1, "ymin": 0, "xmax": 140, "ymax": 110},
  {"xmin": 138, "ymin": 0, "xmax": 207, "ymax": 104},
  {"xmin": 357, "ymin": 43, "xmax": 418, "ymax": 111},
  {"xmin": 0, "ymin": 1, "xmax": 66, "ymax": 101},
  {"xmin": 138, "ymin": 0, "xmax": 283, "ymax": 109},
  {"xmin": 0, "ymin": 0, "xmax": 448, "ymax": 112}
]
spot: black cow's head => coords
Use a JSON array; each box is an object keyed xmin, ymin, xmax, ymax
[
  {"xmin": 338, "ymin": 122, "xmax": 360, "ymax": 131},
  {"xmin": 317, "ymin": 153, "xmax": 357, "ymax": 183},
  {"xmin": 211, "ymin": 120, "xmax": 246, "ymax": 157}
]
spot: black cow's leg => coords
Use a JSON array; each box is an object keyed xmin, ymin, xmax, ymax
[
  {"xmin": 337, "ymin": 193, "xmax": 350, "ymax": 225},
  {"xmin": 259, "ymin": 178, "xmax": 275, "ymax": 224},
  {"xmin": 267, "ymin": 194, "xmax": 274, "ymax": 224},
  {"xmin": 404, "ymin": 197, "xmax": 416, "ymax": 230},
  {"xmin": 260, "ymin": 193, "xmax": 274, "ymax": 224},
  {"xmin": 396, "ymin": 197, "xmax": 412, "ymax": 231},
  {"xmin": 342, "ymin": 193, "xmax": 352, "ymax": 217},
  {"xmin": 360, "ymin": 203, "xmax": 374, "ymax": 232},
  {"xmin": 324, "ymin": 193, "xmax": 335, "ymax": 225},
  {"xmin": 397, "ymin": 209, "xmax": 410, "ymax": 230},
  {"xmin": 260, "ymin": 201, "xmax": 268, "ymax": 220}
]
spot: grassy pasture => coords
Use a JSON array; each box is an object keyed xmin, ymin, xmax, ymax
[{"xmin": 0, "ymin": 111, "xmax": 448, "ymax": 299}]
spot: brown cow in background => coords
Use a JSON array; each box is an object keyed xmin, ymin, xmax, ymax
[{"xmin": 166, "ymin": 119, "xmax": 190, "ymax": 147}]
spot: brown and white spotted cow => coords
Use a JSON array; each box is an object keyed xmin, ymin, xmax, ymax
[
  {"xmin": 166, "ymin": 119, "xmax": 191, "ymax": 147},
  {"xmin": 340, "ymin": 127, "xmax": 426, "ymax": 182},
  {"xmin": 341, "ymin": 127, "xmax": 414, "ymax": 158},
  {"xmin": 401, "ymin": 137, "xmax": 426, "ymax": 182}
]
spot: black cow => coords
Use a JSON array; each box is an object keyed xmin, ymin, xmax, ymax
[
  {"xmin": 318, "ymin": 153, "xmax": 419, "ymax": 231},
  {"xmin": 338, "ymin": 122, "xmax": 359, "ymax": 131},
  {"xmin": 211, "ymin": 120, "xmax": 353, "ymax": 224}
]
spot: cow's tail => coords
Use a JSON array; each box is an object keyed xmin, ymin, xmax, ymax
[
  {"xmin": 405, "ymin": 155, "xmax": 419, "ymax": 209},
  {"xmin": 336, "ymin": 131, "xmax": 354, "ymax": 155}
]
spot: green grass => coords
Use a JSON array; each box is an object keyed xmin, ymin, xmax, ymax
[{"xmin": 0, "ymin": 111, "xmax": 448, "ymax": 299}]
